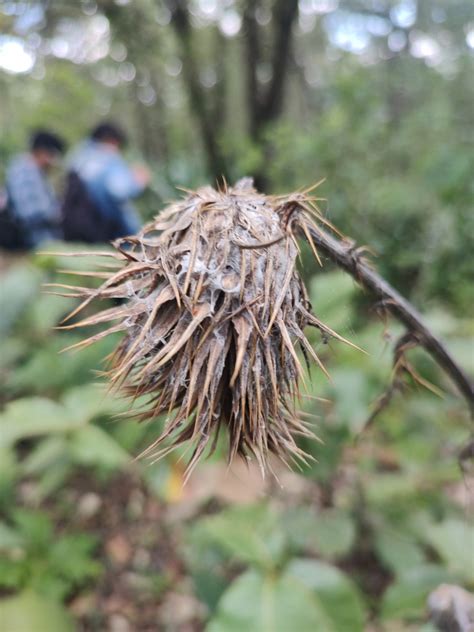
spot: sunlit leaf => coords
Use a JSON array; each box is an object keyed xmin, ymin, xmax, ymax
[
  {"xmin": 0, "ymin": 522, "xmax": 24, "ymax": 550},
  {"xmin": 0, "ymin": 591, "xmax": 74, "ymax": 632},
  {"xmin": 207, "ymin": 569, "xmax": 333, "ymax": 632},
  {"xmin": 283, "ymin": 507, "xmax": 355, "ymax": 559},
  {"xmin": 22, "ymin": 436, "xmax": 68, "ymax": 476},
  {"xmin": 424, "ymin": 519, "xmax": 474, "ymax": 582},
  {"xmin": 374, "ymin": 529, "xmax": 425, "ymax": 576},
  {"xmin": 287, "ymin": 559, "xmax": 366, "ymax": 632},
  {"xmin": 196, "ymin": 504, "xmax": 286, "ymax": 570},
  {"xmin": 0, "ymin": 398, "xmax": 82, "ymax": 448},
  {"xmin": 70, "ymin": 425, "xmax": 130, "ymax": 469}
]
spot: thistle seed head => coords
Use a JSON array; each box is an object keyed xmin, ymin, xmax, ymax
[{"xmin": 59, "ymin": 179, "xmax": 352, "ymax": 479}]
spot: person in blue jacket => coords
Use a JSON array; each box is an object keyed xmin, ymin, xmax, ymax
[{"xmin": 67, "ymin": 122, "xmax": 150, "ymax": 240}]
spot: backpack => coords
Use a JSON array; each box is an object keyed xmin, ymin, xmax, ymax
[
  {"xmin": 0, "ymin": 187, "xmax": 27, "ymax": 251},
  {"xmin": 61, "ymin": 171, "xmax": 120, "ymax": 244}
]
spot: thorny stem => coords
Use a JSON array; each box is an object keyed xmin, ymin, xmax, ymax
[{"xmin": 307, "ymin": 224, "xmax": 474, "ymax": 417}]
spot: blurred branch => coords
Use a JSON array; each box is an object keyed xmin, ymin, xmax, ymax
[
  {"xmin": 242, "ymin": 0, "xmax": 262, "ymax": 137},
  {"xmin": 165, "ymin": 0, "xmax": 228, "ymax": 178},
  {"xmin": 211, "ymin": 28, "xmax": 227, "ymax": 134},
  {"xmin": 307, "ymin": 225, "xmax": 474, "ymax": 415},
  {"xmin": 241, "ymin": 0, "xmax": 299, "ymax": 189},
  {"xmin": 259, "ymin": 0, "xmax": 299, "ymax": 125},
  {"xmin": 243, "ymin": 0, "xmax": 299, "ymax": 136}
]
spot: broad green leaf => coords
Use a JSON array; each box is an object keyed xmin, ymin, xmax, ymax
[
  {"xmin": 207, "ymin": 569, "xmax": 333, "ymax": 632},
  {"xmin": 312, "ymin": 509, "xmax": 356, "ymax": 558},
  {"xmin": 287, "ymin": 558, "xmax": 366, "ymax": 632},
  {"xmin": 4, "ymin": 333, "xmax": 119, "ymax": 395},
  {"xmin": 424, "ymin": 519, "xmax": 474, "ymax": 582},
  {"xmin": 382, "ymin": 564, "xmax": 453, "ymax": 620},
  {"xmin": 329, "ymin": 369, "xmax": 373, "ymax": 433},
  {"xmin": 0, "ymin": 263, "xmax": 41, "ymax": 339},
  {"xmin": 0, "ymin": 387, "xmax": 128, "ymax": 455},
  {"xmin": 22, "ymin": 436, "xmax": 68, "ymax": 475},
  {"xmin": 27, "ymin": 293, "xmax": 71, "ymax": 335},
  {"xmin": 0, "ymin": 522, "xmax": 24, "ymax": 550},
  {"xmin": 0, "ymin": 591, "xmax": 74, "ymax": 632},
  {"xmin": 185, "ymin": 519, "xmax": 231, "ymax": 611},
  {"xmin": 364, "ymin": 472, "xmax": 421, "ymax": 505},
  {"xmin": 197, "ymin": 504, "xmax": 286, "ymax": 569},
  {"xmin": 0, "ymin": 398, "xmax": 83, "ymax": 448},
  {"xmin": 375, "ymin": 529, "xmax": 425, "ymax": 576},
  {"xmin": 281, "ymin": 507, "xmax": 319, "ymax": 551},
  {"xmin": 283, "ymin": 508, "xmax": 355, "ymax": 559},
  {"xmin": 37, "ymin": 459, "xmax": 74, "ymax": 500},
  {"xmin": 70, "ymin": 424, "xmax": 130, "ymax": 469},
  {"xmin": 0, "ymin": 337, "xmax": 27, "ymax": 370},
  {"xmin": 62, "ymin": 383, "xmax": 129, "ymax": 423}
]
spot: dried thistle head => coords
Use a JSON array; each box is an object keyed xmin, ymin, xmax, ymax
[{"xmin": 57, "ymin": 178, "xmax": 355, "ymax": 479}]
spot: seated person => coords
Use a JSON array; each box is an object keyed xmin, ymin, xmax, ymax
[
  {"xmin": 64, "ymin": 122, "xmax": 150, "ymax": 243},
  {"xmin": 3, "ymin": 130, "xmax": 66, "ymax": 249}
]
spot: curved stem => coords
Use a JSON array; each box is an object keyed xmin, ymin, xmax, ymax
[{"xmin": 307, "ymin": 224, "xmax": 474, "ymax": 415}]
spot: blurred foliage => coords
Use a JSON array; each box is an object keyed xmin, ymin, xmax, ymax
[
  {"xmin": 0, "ymin": 248, "xmax": 471, "ymax": 630},
  {"xmin": 1, "ymin": 0, "xmax": 473, "ymax": 311},
  {"xmin": 0, "ymin": 0, "xmax": 473, "ymax": 629},
  {"xmin": 0, "ymin": 509, "xmax": 100, "ymax": 601}
]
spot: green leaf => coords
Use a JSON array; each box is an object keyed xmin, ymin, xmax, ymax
[
  {"xmin": 49, "ymin": 533, "xmax": 101, "ymax": 585},
  {"xmin": 0, "ymin": 591, "xmax": 75, "ymax": 632},
  {"xmin": 364, "ymin": 472, "xmax": 421, "ymax": 505},
  {"xmin": 281, "ymin": 507, "xmax": 318, "ymax": 551},
  {"xmin": 70, "ymin": 425, "xmax": 130, "ymax": 469},
  {"xmin": 0, "ymin": 264, "xmax": 41, "ymax": 339},
  {"xmin": 282, "ymin": 508, "xmax": 355, "ymax": 559},
  {"xmin": 36, "ymin": 460, "xmax": 73, "ymax": 500},
  {"xmin": 4, "ymin": 333, "xmax": 119, "ymax": 395},
  {"xmin": 329, "ymin": 369, "xmax": 373, "ymax": 433},
  {"xmin": 0, "ymin": 398, "xmax": 83, "ymax": 448},
  {"xmin": 0, "ymin": 337, "xmax": 28, "ymax": 370},
  {"xmin": 374, "ymin": 529, "xmax": 425, "ymax": 576},
  {"xmin": 382, "ymin": 564, "xmax": 453, "ymax": 620},
  {"xmin": 287, "ymin": 559, "xmax": 366, "ymax": 632},
  {"xmin": 424, "ymin": 519, "xmax": 474, "ymax": 582},
  {"xmin": 207, "ymin": 569, "xmax": 333, "ymax": 632},
  {"xmin": 312, "ymin": 510, "xmax": 356, "ymax": 559},
  {"xmin": 0, "ymin": 522, "xmax": 24, "ymax": 550},
  {"xmin": 12, "ymin": 509, "xmax": 53, "ymax": 546},
  {"xmin": 185, "ymin": 523, "xmax": 230, "ymax": 611},
  {"xmin": 197, "ymin": 504, "xmax": 287, "ymax": 570},
  {"xmin": 27, "ymin": 293, "xmax": 71, "ymax": 335},
  {"xmin": 22, "ymin": 436, "xmax": 68, "ymax": 476},
  {"xmin": 62, "ymin": 383, "xmax": 129, "ymax": 423}
]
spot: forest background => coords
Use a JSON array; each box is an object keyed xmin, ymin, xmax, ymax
[{"xmin": 0, "ymin": 1, "xmax": 473, "ymax": 630}]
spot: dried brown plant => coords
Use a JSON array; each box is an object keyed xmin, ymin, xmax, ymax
[{"xmin": 53, "ymin": 178, "xmax": 358, "ymax": 479}]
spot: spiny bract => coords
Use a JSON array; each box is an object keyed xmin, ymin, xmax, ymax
[{"xmin": 57, "ymin": 178, "xmax": 354, "ymax": 479}]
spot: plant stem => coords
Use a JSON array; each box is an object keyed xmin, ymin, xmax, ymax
[{"xmin": 307, "ymin": 224, "xmax": 474, "ymax": 415}]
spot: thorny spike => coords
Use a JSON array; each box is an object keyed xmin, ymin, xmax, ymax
[{"xmin": 59, "ymin": 181, "xmax": 362, "ymax": 476}]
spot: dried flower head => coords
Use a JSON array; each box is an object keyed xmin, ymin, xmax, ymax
[{"xmin": 56, "ymin": 178, "xmax": 356, "ymax": 478}]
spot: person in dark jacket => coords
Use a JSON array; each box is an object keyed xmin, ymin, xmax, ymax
[
  {"xmin": 65, "ymin": 122, "xmax": 150, "ymax": 242},
  {"xmin": 3, "ymin": 130, "xmax": 66, "ymax": 249}
]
